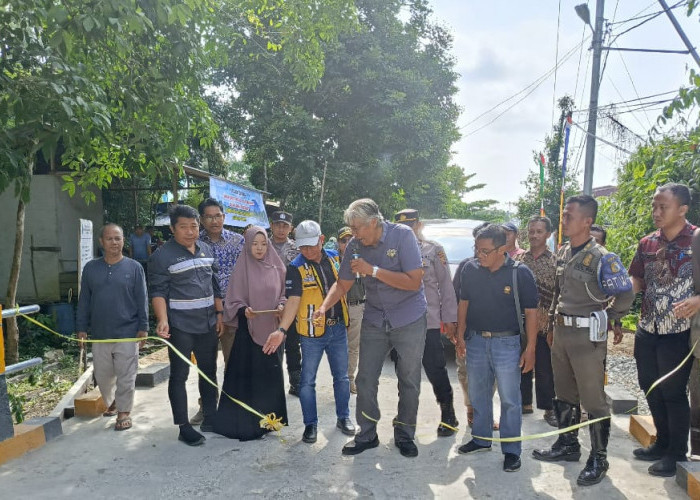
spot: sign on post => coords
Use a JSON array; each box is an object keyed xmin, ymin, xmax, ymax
[
  {"xmin": 78, "ymin": 219, "xmax": 93, "ymax": 295},
  {"xmin": 209, "ymin": 178, "xmax": 269, "ymax": 229}
]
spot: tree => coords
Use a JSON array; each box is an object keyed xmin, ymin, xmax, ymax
[
  {"xmin": 0, "ymin": 0, "xmax": 355, "ymax": 363},
  {"xmin": 597, "ymin": 127, "xmax": 700, "ymax": 265},
  {"xmin": 215, "ymin": 0, "xmax": 462, "ymax": 232},
  {"xmin": 516, "ymin": 96, "xmax": 580, "ymax": 233}
]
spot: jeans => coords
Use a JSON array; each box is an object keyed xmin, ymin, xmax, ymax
[
  {"xmin": 356, "ymin": 315, "xmax": 427, "ymax": 443},
  {"xmin": 634, "ymin": 327, "xmax": 692, "ymax": 459},
  {"xmin": 466, "ymin": 330, "xmax": 522, "ymax": 455},
  {"xmin": 167, "ymin": 327, "xmax": 219, "ymax": 425},
  {"xmin": 299, "ymin": 323, "xmax": 350, "ymax": 426}
]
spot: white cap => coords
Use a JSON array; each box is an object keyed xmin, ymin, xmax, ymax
[{"xmin": 295, "ymin": 220, "xmax": 322, "ymax": 247}]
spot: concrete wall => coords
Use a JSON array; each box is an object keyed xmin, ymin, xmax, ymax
[{"xmin": 0, "ymin": 175, "xmax": 103, "ymax": 304}]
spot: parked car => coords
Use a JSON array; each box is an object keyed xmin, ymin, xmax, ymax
[{"xmin": 421, "ymin": 218, "xmax": 485, "ymax": 276}]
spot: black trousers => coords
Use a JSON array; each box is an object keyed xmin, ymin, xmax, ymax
[
  {"xmin": 284, "ymin": 322, "xmax": 302, "ymax": 374},
  {"xmin": 423, "ymin": 328, "xmax": 454, "ymax": 405},
  {"xmin": 167, "ymin": 327, "xmax": 219, "ymax": 426},
  {"xmin": 634, "ymin": 327, "xmax": 692, "ymax": 459},
  {"xmin": 520, "ymin": 334, "xmax": 555, "ymax": 409}
]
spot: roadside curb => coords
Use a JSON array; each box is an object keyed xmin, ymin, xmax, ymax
[{"xmin": 0, "ymin": 416, "xmax": 62, "ymax": 467}]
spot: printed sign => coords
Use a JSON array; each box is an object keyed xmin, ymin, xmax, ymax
[
  {"xmin": 209, "ymin": 178, "xmax": 269, "ymax": 229},
  {"xmin": 78, "ymin": 219, "xmax": 93, "ymax": 294}
]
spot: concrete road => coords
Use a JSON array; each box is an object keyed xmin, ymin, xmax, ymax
[{"xmin": 0, "ymin": 355, "xmax": 686, "ymax": 499}]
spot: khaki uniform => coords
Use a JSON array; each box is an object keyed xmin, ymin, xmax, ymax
[
  {"xmin": 271, "ymin": 238, "xmax": 299, "ymax": 267},
  {"xmin": 550, "ymin": 238, "xmax": 634, "ymax": 417},
  {"xmin": 421, "ymin": 240, "xmax": 458, "ymax": 328}
]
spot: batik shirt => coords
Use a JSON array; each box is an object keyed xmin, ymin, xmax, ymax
[
  {"xmin": 516, "ymin": 248, "xmax": 556, "ymax": 334},
  {"xmin": 199, "ymin": 228, "xmax": 244, "ymax": 297},
  {"xmin": 629, "ymin": 222, "xmax": 697, "ymax": 335}
]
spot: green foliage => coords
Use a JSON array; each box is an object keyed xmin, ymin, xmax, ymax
[
  {"xmin": 597, "ymin": 127, "xmax": 700, "ymax": 264},
  {"xmin": 216, "ymin": 0, "xmax": 464, "ymax": 230},
  {"xmin": 8, "ymin": 389, "xmax": 26, "ymax": 424},
  {"xmin": 17, "ymin": 313, "xmax": 79, "ymax": 359},
  {"xmin": 516, "ymin": 96, "xmax": 581, "ymax": 233}
]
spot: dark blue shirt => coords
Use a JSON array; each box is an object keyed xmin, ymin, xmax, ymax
[
  {"xmin": 459, "ymin": 255, "xmax": 538, "ymax": 333},
  {"xmin": 76, "ymin": 257, "xmax": 149, "ymax": 339},
  {"xmin": 148, "ymin": 239, "xmax": 222, "ymax": 334}
]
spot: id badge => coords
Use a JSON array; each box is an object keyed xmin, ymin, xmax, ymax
[{"xmin": 589, "ymin": 310, "xmax": 608, "ymax": 342}]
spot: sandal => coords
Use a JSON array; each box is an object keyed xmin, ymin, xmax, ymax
[
  {"xmin": 115, "ymin": 416, "xmax": 132, "ymax": 431},
  {"xmin": 103, "ymin": 401, "xmax": 117, "ymax": 417}
]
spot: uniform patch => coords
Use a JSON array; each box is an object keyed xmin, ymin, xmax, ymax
[
  {"xmin": 504, "ymin": 286, "xmax": 512, "ymax": 295},
  {"xmin": 437, "ymin": 249, "xmax": 447, "ymax": 265},
  {"xmin": 582, "ymin": 254, "xmax": 593, "ymax": 266},
  {"xmin": 386, "ymin": 248, "xmax": 397, "ymax": 258}
]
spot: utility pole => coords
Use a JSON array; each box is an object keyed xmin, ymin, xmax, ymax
[
  {"xmin": 583, "ymin": 0, "xmax": 604, "ymax": 196},
  {"xmin": 657, "ymin": 0, "xmax": 700, "ymax": 68}
]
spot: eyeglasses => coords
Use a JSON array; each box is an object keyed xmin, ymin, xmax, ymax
[
  {"xmin": 474, "ymin": 246, "xmax": 500, "ymax": 257},
  {"xmin": 339, "ymin": 238, "xmax": 350, "ymax": 244},
  {"xmin": 202, "ymin": 214, "xmax": 224, "ymax": 222}
]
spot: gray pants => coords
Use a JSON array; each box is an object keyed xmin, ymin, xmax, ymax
[
  {"xmin": 355, "ymin": 314, "xmax": 427, "ymax": 443},
  {"xmin": 92, "ymin": 341, "xmax": 139, "ymax": 413},
  {"xmin": 347, "ymin": 303, "xmax": 364, "ymax": 384},
  {"xmin": 551, "ymin": 325, "xmax": 609, "ymax": 417}
]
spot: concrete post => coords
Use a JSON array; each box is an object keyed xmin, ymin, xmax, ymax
[
  {"xmin": 0, "ymin": 304, "xmax": 16, "ymax": 441},
  {"xmin": 582, "ymin": 0, "xmax": 604, "ymax": 196}
]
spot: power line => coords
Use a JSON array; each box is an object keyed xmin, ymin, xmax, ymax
[
  {"xmin": 551, "ymin": 0, "xmax": 562, "ymax": 125},
  {"xmin": 460, "ymin": 37, "xmax": 589, "ymax": 132}
]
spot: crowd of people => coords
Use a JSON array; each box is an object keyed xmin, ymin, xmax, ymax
[{"xmin": 75, "ymin": 184, "xmax": 700, "ymax": 486}]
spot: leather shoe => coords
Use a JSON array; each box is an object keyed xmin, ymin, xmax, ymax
[
  {"xmin": 337, "ymin": 418, "xmax": 356, "ymax": 436},
  {"xmin": 633, "ymin": 443, "xmax": 666, "ymax": 462},
  {"xmin": 396, "ymin": 440, "xmax": 419, "ymax": 458},
  {"xmin": 302, "ymin": 424, "xmax": 317, "ymax": 444},
  {"xmin": 342, "ymin": 435, "xmax": 379, "ymax": 455}
]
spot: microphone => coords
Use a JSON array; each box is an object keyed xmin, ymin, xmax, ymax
[{"xmin": 352, "ymin": 246, "xmax": 361, "ymax": 280}]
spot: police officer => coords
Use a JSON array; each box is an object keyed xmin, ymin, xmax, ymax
[
  {"xmin": 395, "ymin": 209, "xmax": 459, "ymax": 436},
  {"xmin": 269, "ymin": 210, "xmax": 302, "ymax": 396},
  {"xmin": 533, "ymin": 195, "xmax": 634, "ymax": 486}
]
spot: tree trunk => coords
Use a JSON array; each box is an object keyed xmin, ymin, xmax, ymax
[
  {"xmin": 5, "ymin": 192, "xmax": 28, "ymax": 366},
  {"xmin": 171, "ymin": 164, "xmax": 179, "ymax": 204},
  {"xmin": 319, "ymin": 161, "xmax": 328, "ymax": 226}
]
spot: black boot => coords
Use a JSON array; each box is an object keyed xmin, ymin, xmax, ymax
[
  {"xmin": 577, "ymin": 417, "xmax": 610, "ymax": 486},
  {"xmin": 437, "ymin": 400, "xmax": 459, "ymax": 437},
  {"xmin": 532, "ymin": 399, "xmax": 581, "ymax": 462},
  {"xmin": 288, "ymin": 370, "xmax": 301, "ymax": 397}
]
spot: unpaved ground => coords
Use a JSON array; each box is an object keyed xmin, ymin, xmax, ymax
[{"xmin": 0, "ymin": 352, "xmax": 685, "ymax": 499}]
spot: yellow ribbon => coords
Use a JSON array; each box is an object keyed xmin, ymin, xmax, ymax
[
  {"xmin": 17, "ymin": 309, "xmax": 284, "ymax": 432},
  {"xmin": 364, "ymin": 339, "xmax": 698, "ymax": 444}
]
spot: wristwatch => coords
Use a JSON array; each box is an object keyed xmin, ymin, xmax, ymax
[
  {"xmin": 278, "ymin": 327, "xmax": 287, "ymax": 334},
  {"xmin": 372, "ymin": 266, "xmax": 379, "ymax": 278},
  {"xmin": 215, "ymin": 310, "xmax": 224, "ymax": 316}
]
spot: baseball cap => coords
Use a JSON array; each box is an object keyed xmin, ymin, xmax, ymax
[
  {"xmin": 295, "ymin": 220, "xmax": 322, "ymax": 247},
  {"xmin": 338, "ymin": 227, "xmax": 352, "ymax": 240},
  {"xmin": 271, "ymin": 211, "xmax": 293, "ymax": 225},
  {"xmin": 502, "ymin": 222, "xmax": 518, "ymax": 233}
]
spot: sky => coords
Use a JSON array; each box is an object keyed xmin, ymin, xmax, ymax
[{"xmin": 425, "ymin": 0, "xmax": 700, "ymax": 210}]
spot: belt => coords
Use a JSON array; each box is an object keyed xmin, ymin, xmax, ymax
[
  {"xmin": 555, "ymin": 314, "xmax": 590, "ymax": 328},
  {"xmin": 477, "ymin": 330, "xmax": 519, "ymax": 338},
  {"xmin": 348, "ymin": 299, "xmax": 365, "ymax": 306},
  {"xmin": 326, "ymin": 318, "xmax": 340, "ymax": 326}
]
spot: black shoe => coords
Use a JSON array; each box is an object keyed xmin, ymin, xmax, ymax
[
  {"xmin": 396, "ymin": 440, "xmax": 418, "ymax": 458},
  {"xmin": 503, "ymin": 453, "xmax": 521, "ymax": 472},
  {"xmin": 543, "ymin": 409, "xmax": 558, "ymax": 428},
  {"xmin": 288, "ymin": 370, "xmax": 301, "ymax": 397},
  {"xmin": 178, "ymin": 424, "xmax": 205, "ymax": 446},
  {"xmin": 532, "ymin": 437, "xmax": 581, "ymax": 462},
  {"xmin": 337, "ymin": 418, "xmax": 356, "ymax": 436},
  {"xmin": 577, "ymin": 454, "xmax": 609, "ymax": 485},
  {"xmin": 648, "ymin": 457, "xmax": 682, "ymax": 477},
  {"xmin": 342, "ymin": 436, "xmax": 379, "ymax": 455},
  {"xmin": 302, "ymin": 424, "xmax": 317, "ymax": 444},
  {"xmin": 633, "ymin": 443, "xmax": 666, "ymax": 462},
  {"xmin": 288, "ymin": 385, "xmax": 299, "ymax": 397},
  {"xmin": 458, "ymin": 440, "xmax": 491, "ymax": 455},
  {"xmin": 437, "ymin": 402, "xmax": 459, "ymax": 437},
  {"xmin": 199, "ymin": 418, "xmax": 215, "ymax": 433}
]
